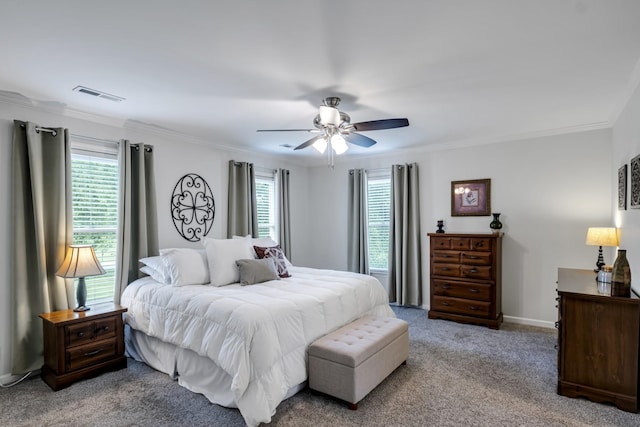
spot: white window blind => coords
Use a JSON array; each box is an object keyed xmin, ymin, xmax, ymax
[
  {"xmin": 71, "ymin": 139, "xmax": 119, "ymax": 304},
  {"xmin": 367, "ymin": 172, "xmax": 391, "ymax": 271},
  {"xmin": 255, "ymin": 169, "xmax": 276, "ymax": 241}
]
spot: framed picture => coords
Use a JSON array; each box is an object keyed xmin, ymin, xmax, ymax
[
  {"xmin": 618, "ymin": 164, "xmax": 627, "ymax": 210},
  {"xmin": 631, "ymin": 155, "xmax": 640, "ymax": 209},
  {"xmin": 451, "ymin": 179, "xmax": 491, "ymax": 216}
]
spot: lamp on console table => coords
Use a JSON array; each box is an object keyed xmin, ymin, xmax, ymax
[
  {"xmin": 56, "ymin": 245, "xmax": 106, "ymax": 312},
  {"xmin": 585, "ymin": 227, "xmax": 619, "ymax": 272}
]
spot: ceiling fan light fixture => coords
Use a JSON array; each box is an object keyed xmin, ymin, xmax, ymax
[
  {"xmin": 313, "ymin": 137, "xmax": 327, "ymax": 154},
  {"xmin": 319, "ymin": 106, "xmax": 341, "ymax": 126},
  {"xmin": 331, "ymin": 134, "xmax": 348, "ymax": 155}
]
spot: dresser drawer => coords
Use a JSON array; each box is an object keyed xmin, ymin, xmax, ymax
[
  {"xmin": 432, "ymin": 279, "xmax": 491, "ymax": 301},
  {"xmin": 461, "ymin": 265, "xmax": 492, "ymax": 280},
  {"xmin": 460, "ymin": 251, "xmax": 492, "ymax": 266},
  {"xmin": 66, "ymin": 338, "xmax": 118, "ymax": 372},
  {"xmin": 450, "ymin": 238, "xmax": 470, "ymax": 250},
  {"xmin": 432, "ymin": 296, "xmax": 491, "ymax": 317},
  {"xmin": 432, "ymin": 263, "xmax": 460, "ymax": 277},
  {"xmin": 432, "ymin": 250, "xmax": 460, "ymax": 263},
  {"xmin": 470, "ymin": 238, "xmax": 492, "ymax": 251},
  {"xmin": 66, "ymin": 317, "xmax": 117, "ymax": 347},
  {"xmin": 432, "ymin": 237, "xmax": 452, "ymax": 249}
]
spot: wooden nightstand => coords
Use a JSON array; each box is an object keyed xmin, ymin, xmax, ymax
[{"xmin": 39, "ymin": 303, "xmax": 127, "ymax": 391}]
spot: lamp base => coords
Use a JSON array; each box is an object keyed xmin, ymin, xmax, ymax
[{"xmin": 73, "ymin": 305, "xmax": 91, "ymax": 312}]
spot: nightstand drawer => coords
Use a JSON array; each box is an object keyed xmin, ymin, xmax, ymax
[
  {"xmin": 433, "ymin": 296, "xmax": 491, "ymax": 317},
  {"xmin": 66, "ymin": 317, "xmax": 117, "ymax": 347},
  {"xmin": 66, "ymin": 339, "xmax": 117, "ymax": 372},
  {"xmin": 432, "ymin": 279, "xmax": 491, "ymax": 301}
]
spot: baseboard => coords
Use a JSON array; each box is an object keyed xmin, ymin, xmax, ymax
[{"xmin": 503, "ymin": 315, "xmax": 555, "ymax": 329}]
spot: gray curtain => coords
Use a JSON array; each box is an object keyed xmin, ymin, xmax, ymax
[
  {"xmin": 389, "ymin": 163, "xmax": 422, "ymax": 306},
  {"xmin": 114, "ymin": 140, "xmax": 158, "ymax": 304},
  {"xmin": 347, "ymin": 169, "xmax": 369, "ymax": 274},
  {"xmin": 278, "ymin": 168, "xmax": 291, "ymax": 259},
  {"xmin": 227, "ymin": 160, "xmax": 258, "ymax": 238},
  {"xmin": 11, "ymin": 120, "xmax": 74, "ymax": 374}
]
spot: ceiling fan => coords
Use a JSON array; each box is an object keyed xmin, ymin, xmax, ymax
[{"xmin": 257, "ymin": 96, "xmax": 409, "ymax": 166}]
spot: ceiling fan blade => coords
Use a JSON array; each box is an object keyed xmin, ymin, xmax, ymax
[
  {"xmin": 352, "ymin": 118, "xmax": 409, "ymax": 132},
  {"xmin": 343, "ymin": 133, "xmax": 377, "ymax": 148},
  {"xmin": 294, "ymin": 134, "xmax": 325, "ymax": 150},
  {"xmin": 256, "ymin": 129, "xmax": 319, "ymax": 132}
]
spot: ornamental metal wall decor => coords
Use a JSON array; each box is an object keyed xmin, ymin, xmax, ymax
[
  {"xmin": 171, "ymin": 173, "xmax": 215, "ymax": 241},
  {"xmin": 631, "ymin": 155, "xmax": 640, "ymax": 209}
]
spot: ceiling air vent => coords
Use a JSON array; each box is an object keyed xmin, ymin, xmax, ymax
[{"xmin": 73, "ymin": 85, "xmax": 125, "ymax": 102}]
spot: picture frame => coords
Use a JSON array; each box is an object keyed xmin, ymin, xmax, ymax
[
  {"xmin": 631, "ymin": 155, "xmax": 640, "ymax": 209},
  {"xmin": 618, "ymin": 164, "xmax": 627, "ymax": 210},
  {"xmin": 451, "ymin": 179, "xmax": 491, "ymax": 216}
]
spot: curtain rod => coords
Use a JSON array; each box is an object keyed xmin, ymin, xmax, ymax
[{"xmin": 19, "ymin": 123, "xmax": 58, "ymax": 136}]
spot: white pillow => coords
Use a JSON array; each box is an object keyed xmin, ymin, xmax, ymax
[
  {"xmin": 140, "ymin": 265, "xmax": 170, "ymax": 284},
  {"xmin": 162, "ymin": 248, "xmax": 210, "ymax": 286},
  {"xmin": 204, "ymin": 237, "xmax": 254, "ymax": 286},
  {"xmin": 139, "ymin": 256, "xmax": 170, "ymax": 284}
]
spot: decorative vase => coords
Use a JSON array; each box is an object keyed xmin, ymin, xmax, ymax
[
  {"xmin": 436, "ymin": 220, "xmax": 445, "ymax": 233},
  {"xmin": 611, "ymin": 249, "xmax": 631, "ymax": 297},
  {"xmin": 489, "ymin": 213, "xmax": 503, "ymax": 232}
]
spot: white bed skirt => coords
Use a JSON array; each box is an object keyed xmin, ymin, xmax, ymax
[{"xmin": 125, "ymin": 325, "xmax": 306, "ymax": 409}]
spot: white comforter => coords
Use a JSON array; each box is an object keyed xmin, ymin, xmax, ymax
[{"xmin": 121, "ymin": 266, "xmax": 394, "ymax": 426}]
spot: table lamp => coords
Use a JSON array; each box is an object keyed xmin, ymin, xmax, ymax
[
  {"xmin": 585, "ymin": 227, "xmax": 619, "ymax": 272},
  {"xmin": 56, "ymin": 244, "xmax": 106, "ymax": 312}
]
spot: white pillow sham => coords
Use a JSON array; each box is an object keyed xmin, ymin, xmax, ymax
[
  {"xmin": 140, "ymin": 265, "xmax": 169, "ymax": 284},
  {"xmin": 204, "ymin": 236, "xmax": 254, "ymax": 286},
  {"xmin": 139, "ymin": 256, "xmax": 171, "ymax": 284},
  {"xmin": 162, "ymin": 248, "xmax": 210, "ymax": 286}
]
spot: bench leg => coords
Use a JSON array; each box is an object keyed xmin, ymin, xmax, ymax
[{"xmin": 348, "ymin": 402, "xmax": 358, "ymax": 410}]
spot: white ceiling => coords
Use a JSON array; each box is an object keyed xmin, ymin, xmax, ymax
[{"xmin": 2, "ymin": 1, "xmax": 640, "ymax": 163}]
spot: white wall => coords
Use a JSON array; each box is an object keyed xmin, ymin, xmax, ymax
[
  {"xmin": 0, "ymin": 98, "xmax": 312, "ymax": 381},
  {"xmin": 613, "ymin": 80, "xmax": 640, "ymax": 295},
  {"xmin": 306, "ymin": 129, "xmax": 613, "ymax": 327}
]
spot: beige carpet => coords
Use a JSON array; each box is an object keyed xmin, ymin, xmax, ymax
[{"xmin": 2, "ymin": 306, "xmax": 639, "ymax": 426}]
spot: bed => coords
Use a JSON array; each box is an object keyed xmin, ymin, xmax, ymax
[{"xmin": 120, "ymin": 239, "xmax": 394, "ymax": 427}]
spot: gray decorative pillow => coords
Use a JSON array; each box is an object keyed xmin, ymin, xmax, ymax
[{"xmin": 235, "ymin": 258, "xmax": 279, "ymax": 285}]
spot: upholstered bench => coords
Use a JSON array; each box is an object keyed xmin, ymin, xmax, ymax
[{"xmin": 308, "ymin": 315, "xmax": 409, "ymax": 409}]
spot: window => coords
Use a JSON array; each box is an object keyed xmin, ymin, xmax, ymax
[
  {"xmin": 71, "ymin": 139, "xmax": 119, "ymax": 304},
  {"xmin": 367, "ymin": 172, "xmax": 391, "ymax": 271},
  {"xmin": 255, "ymin": 170, "xmax": 276, "ymax": 240}
]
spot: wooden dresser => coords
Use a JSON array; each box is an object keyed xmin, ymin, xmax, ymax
[
  {"xmin": 427, "ymin": 233, "xmax": 502, "ymax": 329},
  {"xmin": 556, "ymin": 268, "xmax": 640, "ymax": 412},
  {"xmin": 39, "ymin": 303, "xmax": 127, "ymax": 391}
]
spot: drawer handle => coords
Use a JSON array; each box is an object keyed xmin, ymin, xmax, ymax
[
  {"xmin": 554, "ymin": 321, "xmax": 560, "ymax": 329},
  {"xmin": 469, "ymin": 306, "xmax": 480, "ymax": 311},
  {"xmin": 96, "ymin": 326, "xmax": 110, "ymax": 333},
  {"xmin": 441, "ymin": 267, "xmax": 449, "ymax": 271},
  {"xmin": 441, "ymin": 255, "xmax": 452, "ymax": 258},
  {"xmin": 84, "ymin": 349, "xmax": 103, "ymax": 357},
  {"xmin": 469, "ymin": 289, "xmax": 479, "ymax": 293},
  {"xmin": 441, "ymin": 302, "xmax": 451, "ymax": 306},
  {"xmin": 468, "ymin": 268, "xmax": 478, "ymax": 273},
  {"xmin": 441, "ymin": 285, "xmax": 451, "ymax": 290},
  {"xmin": 77, "ymin": 332, "xmax": 85, "ymax": 338},
  {"xmin": 465, "ymin": 255, "xmax": 480, "ymax": 259}
]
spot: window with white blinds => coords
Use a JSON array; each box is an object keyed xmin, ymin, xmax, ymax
[
  {"xmin": 71, "ymin": 140, "xmax": 119, "ymax": 304},
  {"xmin": 367, "ymin": 172, "xmax": 391, "ymax": 271},
  {"xmin": 255, "ymin": 170, "xmax": 276, "ymax": 241}
]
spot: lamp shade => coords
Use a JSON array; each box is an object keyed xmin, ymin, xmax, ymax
[
  {"xmin": 585, "ymin": 227, "xmax": 619, "ymax": 247},
  {"xmin": 56, "ymin": 245, "xmax": 106, "ymax": 278}
]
